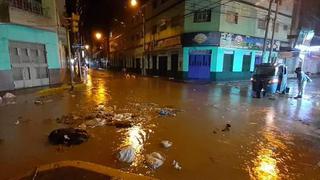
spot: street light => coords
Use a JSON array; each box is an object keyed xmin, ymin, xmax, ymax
[
  {"xmin": 130, "ymin": 0, "xmax": 138, "ymax": 7},
  {"xmin": 95, "ymin": 32, "xmax": 102, "ymax": 40},
  {"xmin": 85, "ymin": 44, "xmax": 90, "ymax": 50},
  {"xmin": 129, "ymin": 0, "xmax": 147, "ymax": 75}
]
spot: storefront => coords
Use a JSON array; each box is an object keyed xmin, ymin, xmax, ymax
[
  {"xmin": 182, "ymin": 32, "xmax": 280, "ymax": 81},
  {"xmin": 0, "ymin": 24, "xmax": 61, "ymax": 91}
]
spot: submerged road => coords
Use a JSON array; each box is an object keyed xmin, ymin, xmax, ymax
[{"xmin": 0, "ymin": 70, "xmax": 319, "ymax": 179}]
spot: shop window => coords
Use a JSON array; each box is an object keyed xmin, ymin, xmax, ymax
[
  {"xmin": 258, "ymin": 18, "xmax": 266, "ymax": 30},
  {"xmin": 242, "ymin": 55, "xmax": 251, "ymax": 72},
  {"xmin": 226, "ymin": 11, "xmax": 238, "ymax": 24},
  {"xmin": 223, "ymin": 54, "xmax": 234, "ymax": 72},
  {"xmin": 194, "ymin": 9, "xmax": 211, "ymax": 23},
  {"xmin": 283, "ymin": 24, "xmax": 288, "ymax": 31}
]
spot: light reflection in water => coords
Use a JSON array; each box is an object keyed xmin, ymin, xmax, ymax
[
  {"xmin": 85, "ymin": 74, "xmax": 110, "ymax": 104},
  {"xmin": 249, "ymin": 108, "xmax": 291, "ymax": 180},
  {"xmin": 122, "ymin": 126, "xmax": 146, "ymax": 166}
]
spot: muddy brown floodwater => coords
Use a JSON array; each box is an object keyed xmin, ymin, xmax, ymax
[{"xmin": 0, "ymin": 70, "xmax": 320, "ymax": 180}]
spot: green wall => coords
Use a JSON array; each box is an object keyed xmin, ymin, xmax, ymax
[
  {"xmin": 0, "ymin": 24, "xmax": 60, "ymax": 70},
  {"xmin": 183, "ymin": 46, "xmax": 265, "ymax": 73},
  {"xmin": 184, "ymin": 0, "xmax": 221, "ymax": 33}
]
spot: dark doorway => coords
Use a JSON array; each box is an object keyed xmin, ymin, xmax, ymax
[
  {"xmin": 152, "ymin": 56, "xmax": 157, "ymax": 74},
  {"xmin": 223, "ymin": 54, "xmax": 234, "ymax": 72},
  {"xmin": 242, "ymin": 55, "xmax": 251, "ymax": 72},
  {"xmin": 171, "ymin": 54, "xmax": 179, "ymax": 75},
  {"xmin": 159, "ymin": 56, "xmax": 168, "ymax": 76}
]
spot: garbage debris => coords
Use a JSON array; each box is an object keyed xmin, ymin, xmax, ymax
[
  {"xmin": 317, "ymin": 161, "xmax": 320, "ymax": 168},
  {"xmin": 118, "ymin": 146, "xmax": 136, "ymax": 163},
  {"xmin": 159, "ymin": 108, "xmax": 176, "ymax": 117},
  {"xmin": 172, "ymin": 160, "xmax": 182, "ymax": 170},
  {"xmin": 84, "ymin": 118, "xmax": 107, "ymax": 128},
  {"xmin": 15, "ymin": 120, "xmax": 20, "ymax": 125},
  {"xmin": 222, "ymin": 124, "xmax": 231, "ymax": 132},
  {"xmin": 34, "ymin": 100, "xmax": 43, "ymax": 105},
  {"xmin": 3, "ymin": 92, "xmax": 16, "ymax": 99},
  {"xmin": 113, "ymin": 113, "xmax": 133, "ymax": 122},
  {"xmin": 0, "ymin": 97, "xmax": 2, "ymax": 104},
  {"xmin": 145, "ymin": 152, "xmax": 165, "ymax": 169},
  {"xmin": 161, "ymin": 140, "xmax": 172, "ymax": 148},
  {"xmin": 113, "ymin": 121, "xmax": 133, "ymax": 129},
  {"xmin": 48, "ymin": 128, "xmax": 89, "ymax": 146}
]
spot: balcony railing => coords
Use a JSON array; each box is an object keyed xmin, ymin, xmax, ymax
[{"xmin": 9, "ymin": 0, "xmax": 43, "ymax": 15}]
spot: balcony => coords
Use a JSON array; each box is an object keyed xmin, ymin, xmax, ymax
[{"xmin": 9, "ymin": 0, "xmax": 43, "ymax": 15}]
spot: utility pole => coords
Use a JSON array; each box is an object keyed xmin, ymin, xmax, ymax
[
  {"xmin": 262, "ymin": 0, "xmax": 274, "ymax": 63},
  {"xmin": 269, "ymin": 0, "xmax": 280, "ymax": 63}
]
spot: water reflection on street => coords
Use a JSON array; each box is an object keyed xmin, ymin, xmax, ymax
[{"xmin": 0, "ymin": 70, "xmax": 320, "ymax": 179}]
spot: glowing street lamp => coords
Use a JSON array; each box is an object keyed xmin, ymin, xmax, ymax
[
  {"xmin": 84, "ymin": 44, "xmax": 90, "ymax": 50},
  {"xmin": 95, "ymin": 32, "xmax": 102, "ymax": 40},
  {"xmin": 130, "ymin": 0, "xmax": 138, "ymax": 7}
]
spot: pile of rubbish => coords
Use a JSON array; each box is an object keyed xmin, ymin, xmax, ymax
[
  {"xmin": 0, "ymin": 92, "xmax": 16, "ymax": 105},
  {"xmin": 54, "ymin": 103, "xmax": 182, "ymax": 130},
  {"xmin": 117, "ymin": 139, "xmax": 181, "ymax": 171}
]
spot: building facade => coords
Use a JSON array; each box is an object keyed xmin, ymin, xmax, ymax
[
  {"xmin": 109, "ymin": 0, "xmax": 294, "ymax": 81},
  {"xmin": 0, "ymin": 0, "xmax": 67, "ymax": 91}
]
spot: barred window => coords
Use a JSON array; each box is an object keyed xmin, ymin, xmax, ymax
[{"xmin": 194, "ymin": 9, "xmax": 211, "ymax": 23}]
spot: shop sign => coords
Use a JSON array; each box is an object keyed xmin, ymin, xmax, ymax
[
  {"xmin": 182, "ymin": 32, "xmax": 220, "ymax": 46},
  {"xmin": 220, "ymin": 32, "xmax": 280, "ymax": 51}
]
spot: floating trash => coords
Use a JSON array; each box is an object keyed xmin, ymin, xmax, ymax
[
  {"xmin": 145, "ymin": 152, "xmax": 165, "ymax": 169},
  {"xmin": 118, "ymin": 146, "xmax": 136, "ymax": 163},
  {"xmin": 172, "ymin": 160, "xmax": 182, "ymax": 170},
  {"xmin": 48, "ymin": 128, "xmax": 89, "ymax": 146},
  {"xmin": 3, "ymin": 93, "xmax": 16, "ymax": 99},
  {"xmin": 222, "ymin": 124, "xmax": 231, "ymax": 132},
  {"xmin": 161, "ymin": 140, "xmax": 172, "ymax": 148}
]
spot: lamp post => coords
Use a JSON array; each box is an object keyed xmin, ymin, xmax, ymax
[{"xmin": 130, "ymin": 0, "xmax": 147, "ymax": 76}]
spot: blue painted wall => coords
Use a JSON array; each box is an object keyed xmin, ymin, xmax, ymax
[{"xmin": 0, "ymin": 24, "xmax": 60, "ymax": 71}]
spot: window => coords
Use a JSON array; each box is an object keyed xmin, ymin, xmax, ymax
[
  {"xmin": 226, "ymin": 11, "xmax": 238, "ymax": 24},
  {"xmin": 159, "ymin": 20, "xmax": 167, "ymax": 31},
  {"xmin": 171, "ymin": 15, "xmax": 181, "ymax": 27},
  {"xmin": 283, "ymin": 24, "xmax": 288, "ymax": 31},
  {"xmin": 258, "ymin": 18, "xmax": 266, "ymax": 30},
  {"xmin": 194, "ymin": 9, "xmax": 211, "ymax": 23}
]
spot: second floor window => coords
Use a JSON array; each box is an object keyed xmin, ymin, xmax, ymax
[
  {"xmin": 9, "ymin": 0, "xmax": 43, "ymax": 15},
  {"xmin": 194, "ymin": 9, "xmax": 211, "ymax": 23},
  {"xmin": 226, "ymin": 11, "xmax": 238, "ymax": 24},
  {"xmin": 258, "ymin": 18, "xmax": 266, "ymax": 30}
]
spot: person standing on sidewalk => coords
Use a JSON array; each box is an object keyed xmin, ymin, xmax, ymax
[
  {"xmin": 82, "ymin": 64, "xmax": 89, "ymax": 83},
  {"xmin": 294, "ymin": 67, "xmax": 312, "ymax": 99}
]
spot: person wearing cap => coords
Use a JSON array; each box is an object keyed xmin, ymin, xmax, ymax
[{"xmin": 294, "ymin": 67, "xmax": 312, "ymax": 99}]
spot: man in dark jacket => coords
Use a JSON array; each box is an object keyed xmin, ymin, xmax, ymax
[{"xmin": 294, "ymin": 67, "xmax": 312, "ymax": 99}]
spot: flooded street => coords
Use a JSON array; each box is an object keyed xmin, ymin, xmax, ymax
[{"xmin": 0, "ymin": 70, "xmax": 320, "ymax": 180}]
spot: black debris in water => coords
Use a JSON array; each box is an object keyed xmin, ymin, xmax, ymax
[
  {"xmin": 159, "ymin": 108, "xmax": 177, "ymax": 117},
  {"xmin": 48, "ymin": 128, "xmax": 89, "ymax": 146},
  {"xmin": 222, "ymin": 124, "xmax": 231, "ymax": 132}
]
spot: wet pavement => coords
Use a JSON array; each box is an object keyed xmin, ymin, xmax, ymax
[{"xmin": 0, "ymin": 70, "xmax": 320, "ymax": 180}]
